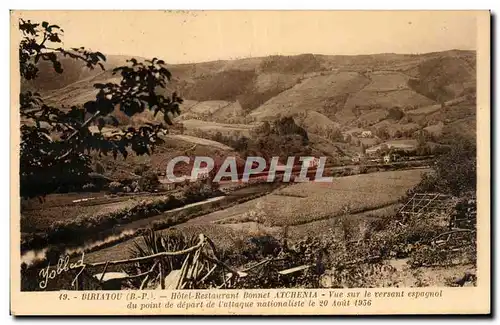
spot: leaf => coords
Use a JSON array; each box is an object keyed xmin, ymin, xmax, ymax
[
  {"xmin": 97, "ymin": 118, "xmax": 105, "ymax": 131},
  {"xmin": 42, "ymin": 21, "xmax": 48, "ymax": 28},
  {"xmin": 83, "ymin": 101, "xmax": 98, "ymax": 114},
  {"xmin": 96, "ymin": 51, "xmax": 106, "ymax": 62},
  {"xmin": 109, "ymin": 116, "xmax": 119, "ymax": 127},
  {"xmin": 119, "ymin": 147, "xmax": 128, "ymax": 160},
  {"xmin": 278, "ymin": 264, "xmax": 312, "ymax": 275},
  {"xmin": 97, "ymin": 98, "xmax": 115, "ymax": 115},
  {"xmin": 53, "ymin": 61, "xmax": 63, "ymax": 73},
  {"xmin": 49, "ymin": 34, "xmax": 62, "ymax": 43},
  {"xmin": 123, "ymin": 101, "xmax": 142, "ymax": 117},
  {"xmin": 159, "ymin": 67, "xmax": 172, "ymax": 80},
  {"xmin": 163, "ymin": 113, "xmax": 172, "ymax": 125},
  {"xmin": 41, "ymin": 133, "xmax": 53, "ymax": 142},
  {"xmin": 158, "ymin": 270, "xmax": 182, "ymax": 290}
]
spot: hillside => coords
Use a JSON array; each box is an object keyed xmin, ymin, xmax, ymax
[
  {"xmin": 90, "ymin": 134, "xmax": 240, "ymax": 181},
  {"xmin": 23, "ymin": 49, "xmax": 476, "ymax": 165}
]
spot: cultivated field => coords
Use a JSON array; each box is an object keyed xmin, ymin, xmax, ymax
[
  {"xmin": 344, "ymin": 89, "xmax": 434, "ymax": 111},
  {"xmin": 366, "ymin": 139, "xmax": 419, "ymax": 153},
  {"xmin": 180, "ymin": 119, "xmax": 256, "ymax": 137},
  {"xmin": 406, "ymin": 104, "xmax": 442, "ymax": 115},
  {"xmin": 208, "ymin": 169, "xmax": 429, "ymax": 227},
  {"xmin": 81, "ymin": 168, "xmax": 429, "ymax": 264},
  {"xmin": 165, "ymin": 134, "xmax": 234, "ymax": 151},
  {"xmin": 21, "ymin": 194, "xmax": 162, "ymax": 233},
  {"xmin": 285, "ymin": 204, "xmax": 400, "ymax": 241},
  {"xmin": 363, "ymin": 71, "xmax": 411, "ymax": 92}
]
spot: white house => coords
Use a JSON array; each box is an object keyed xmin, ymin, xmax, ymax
[
  {"xmin": 191, "ymin": 167, "xmax": 210, "ymax": 180},
  {"xmin": 274, "ymin": 157, "xmax": 320, "ymax": 171},
  {"xmin": 360, "ymin": 130, "xmax": 373, "ymax": 138},
  {"xmin": 297, "ymin": 157, "xmax": 321, "ymax": 168}
]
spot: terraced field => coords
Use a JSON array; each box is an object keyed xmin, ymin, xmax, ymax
[
  {"xmin": 21, "ymin": 193, "xmax": 161, "ymax": 232},
  {"xmin": 161, "ymin": 168, "xmax": 429, "ymax": 229},
  {"xmin": 217, "ymin": 169, "xmax": 429, "ymax": 226}
]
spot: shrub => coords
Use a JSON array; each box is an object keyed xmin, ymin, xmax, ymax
[
  {"xmin": 94, "ymin": 162, "xmax": 105, "ymax": 174},
  {"xmin": 412, "ymin": 133, "xmax": 476, "ymax": 196},
  {"xmin": 82, "ymin": 183, "xmax": 97, "ymax": 192},
  {"xmin": 139, "ymin": 171, "xmax": 160, "ymax": 192},
  {"xmin": 408, "ymin": 172, "xmax": 438, "ymax": 195},
  {"xmin": 133, "ymin": 164, "xmax": 150, "ymax": 176},
  {"xmin": 108, "ymin": 181, "xmax": 123, "ymax": 194},
  {"xmin": 233, "ymin": 236, "xmax": 328, "ymax": 289},
  {"xmin": 388, "ymin": 107, "xmax": 404, "ymax": 120},
  {"xmin": 434, "ymin": 135, "xmax": 476, "ymax": 196},
  {"xmin": 357, "ymin": 165, "xmax": 368, "ymax": 174}
]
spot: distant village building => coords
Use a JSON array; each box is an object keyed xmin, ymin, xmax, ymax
[
  {"xmin": 365, "ymin": 146, "xmax": 380, "ymax": 156},
  {"xmin": 384, "ymin": 153, "xmax": 402, "ymax": 163},
  {"xmin": 271, "ymin": 157, "xmax": 321, "ymax": 173},
  {"xmin": 193, "ymin": 168, "xmax": 210, "ymax": 180},
  {"xmin": 360, "ymin": 130, "xmax": 373, "ymax": 138},
  {"xmin": 302, "ymin": 157, "xmax": 321, "ymax": 168}
]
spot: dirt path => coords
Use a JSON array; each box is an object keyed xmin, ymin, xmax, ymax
[{"xmin": 164, "ymin": 134, "xmax": 233, "ymax": 151}]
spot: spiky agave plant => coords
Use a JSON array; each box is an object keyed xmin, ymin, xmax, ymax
[{"xmin": 127, "ymin": 228, "xmax": 198, "ymax": 289}]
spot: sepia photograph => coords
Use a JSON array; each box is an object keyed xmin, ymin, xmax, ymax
[{"xmin": 10, "ymin": 9, "xmax": 490, "ymax": 315}]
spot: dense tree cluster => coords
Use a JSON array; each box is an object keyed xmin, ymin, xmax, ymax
[{"xmin": 208, "ymin": 117, "xmax": 311, "ymax": 161}]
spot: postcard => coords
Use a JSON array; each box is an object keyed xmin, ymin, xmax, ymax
[{"xmin": 10, "ymin": 10, "xmax": 490, "ymax": 315}]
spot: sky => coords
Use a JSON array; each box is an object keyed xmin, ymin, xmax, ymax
[{"xmin": 13, "ymin": 10, "xmax": 479, "ymax": 64}]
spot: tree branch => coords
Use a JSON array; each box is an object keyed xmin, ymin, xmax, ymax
[{"xmin": 86, "ymin": 234, "xmax": 205, "ymax": 268}]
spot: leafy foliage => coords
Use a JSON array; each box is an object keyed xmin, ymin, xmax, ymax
[
  {"xmin": 19, "ymin": 19, "xmax": 183, "ymax": 198},
  {"xmin": 19, "ymin": 19, "xmax": 105, "ymax": 80},
  {"xmin": 207, "ymin": 117, "xmax": 311, "ymax": 160},
  {"xmin": 387, "ymin": 107, "xmax": 404, "ymax": 120},
  {"xmin": 229, "ymin": 236, "xmax": 328, "ymax": 289},
  {"xmin": 411, "ymin": 132, "xmax": 476, "ymax": 196},
  {"xmin": 434, "ymin": 135, "xmax": 476, "ymax": 196},
  {"xmin": 184, "ymin": 176, "xmax": 221, "ymax": 201},
  {"xmin": 138, "ymin": 171, "xmax": 160, "ymax": 192}
]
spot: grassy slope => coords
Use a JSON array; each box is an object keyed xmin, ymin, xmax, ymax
[
  {"xmin": 91, "ymin": 136, "xmax": 241, "ymax": 181},
  {"xmin": 249, "ymin": 71, "xmax": 370, "ymax": 122}
]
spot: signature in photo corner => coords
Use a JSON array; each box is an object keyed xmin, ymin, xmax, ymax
[{"xmin": 38, "ymin": 252, "xmax": 86, "ymax": 290}]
